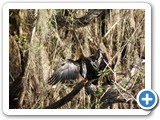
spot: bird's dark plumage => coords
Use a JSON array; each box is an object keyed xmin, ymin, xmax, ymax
[{"xmin": 48, "ymin": 49, "xmax": 108, "ymax": 85}]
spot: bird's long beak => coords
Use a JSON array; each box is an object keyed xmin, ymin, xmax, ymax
[{"xmin": 82, "ymin": 79, "xmax": 88, "ymax": 83}]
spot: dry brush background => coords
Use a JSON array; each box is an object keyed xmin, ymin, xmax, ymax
[{"xmin": 9, "ymin": 9, "xmax": 145, "ymax": 109}]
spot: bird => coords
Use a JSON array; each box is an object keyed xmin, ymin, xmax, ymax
[{"xmin": 48, "ymin": 48, "xmax": 110, "ymax": 85}]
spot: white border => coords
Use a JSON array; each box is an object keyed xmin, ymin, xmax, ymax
[{"xmin": 3, "ymin": 3, "xmax": 151, "ymax": 115}]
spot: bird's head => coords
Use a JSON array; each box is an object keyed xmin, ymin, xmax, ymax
[
  {"xmin": 96, "ymin": 49, "xmax": 104, "ymax": 59},
  {"xmin": 95, "ymin": 48, "xmax": 108, "ymax": 67}
]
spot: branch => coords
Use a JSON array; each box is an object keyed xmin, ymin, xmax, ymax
[
  {"xmin": 45, "ymin": 80, "xmax": 87, "ymax": 109},
  {"xmin": 52, "ymin": 10, "xmax": 104, "ymax": 28}
]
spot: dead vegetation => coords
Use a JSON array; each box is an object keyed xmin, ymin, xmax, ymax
[{"xmin": 9, "ymin": 9, "xmax": 145, "ymax": 109}]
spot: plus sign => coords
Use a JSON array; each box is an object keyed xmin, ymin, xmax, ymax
[
  {"xmin": 141, "ymin": 93, "xmax": 153, "ymax": 105},
  {"xmin": 137, "ymin": 89, "xmax": 158, "ymax": 110}
]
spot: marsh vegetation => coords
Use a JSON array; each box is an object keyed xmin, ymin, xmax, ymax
[{"xmin": 9, "ymin": 9, "xmax": 145, "ymax": 109}]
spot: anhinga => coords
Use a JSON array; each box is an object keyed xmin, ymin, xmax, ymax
[{"xmin": 48, "ymin": 48, "xmax": 110, "ymax": 85}]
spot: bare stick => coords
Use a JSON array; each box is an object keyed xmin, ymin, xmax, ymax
[
  {"xmin": 103, "ymin": 59, "xmax": 136, "ymax": 101},
  {"xmin": 113, "ymin": 81, "xmax": 136, "ymax": 101}
]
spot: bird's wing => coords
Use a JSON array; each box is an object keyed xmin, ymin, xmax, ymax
[{"xmin": 48, "ymin": 60, "xmax": 80, "ymax": 85}]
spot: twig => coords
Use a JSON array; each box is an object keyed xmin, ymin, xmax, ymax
[
  {"xmin": 9, "ymin": 72, "xmax": 15, "ymax": 82},
  {"xmin": 113, "ymin": 81, "xmax": 136, "ymax": 101},
  {"xmin": 104, "ymin": 20, "xmax": 120, "ymax": 38},
  {"xmin": 102, "ymin": 59, "xmax": 136, "ymax": 101},
  {"xmin": 103, "ymin": 59, "xmax": 117, "ymax": 82},
  {"xmin": 103, "ymin": 17, "xmax": 145, "ymax": 71},
  {"xmin": 114, "ymin": 83, "xmax": 128, "ymax": 102},
  {"xmin": 52, "ymin": 12, "xmax": 64, "ymax": 47},
  {"xmin": 99, "ymin": 87, "xmax": 110, "ymax": 102}
]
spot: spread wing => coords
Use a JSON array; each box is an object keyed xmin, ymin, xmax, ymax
[{"xmin": 48, "ymin": 60, "xmax": 80, "ymax": 85}]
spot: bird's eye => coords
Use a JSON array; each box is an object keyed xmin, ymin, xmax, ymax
[{"xmin": 61, "ymin": 62, "xmax": 66, "ymax": 66}]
